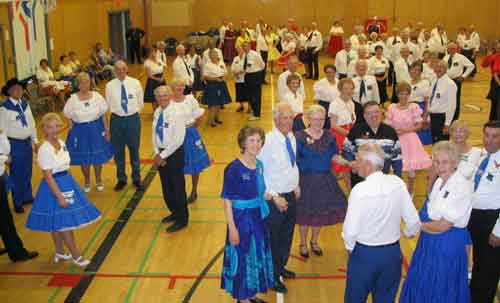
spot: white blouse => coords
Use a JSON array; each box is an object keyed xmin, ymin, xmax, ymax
[
  {"xmin": 63, "ymin": 92, "xmax": 108, "ymax": 123},
  {"xmin": 410, "ymin": 79, "xmax": 431, "ymax": 103},
  {"xmin": 313, "ymin": 78, "xmax": 340, "ymax": 103},
  {"xmin": 328, "ymin": 97, "xmax": 356, "ymax": 126},
  {"xmin": 202, "ymin": 61, "xmax": 227, "ymax": 78},
  {"xmin": 283, "ymin": 91, "xmax": 303, "ymax": 115},
  {"xmin": 144, "ymin": 59, "xmax": 164, "ymax": 75},
  {"xmin": 458, "ymin": 147, "xmax": 483, "ymax": 180},
  {"xmin": 174, "ymin": 94, "xmax": 205, "ymax": 126},
  {"xmin": 329, "ymin": 26, "xmax": 344, "ymax": 35},
  {"xmin": 38, "ymin": 139, "xmax": 71, "ymax": 174},
  {"xmin": 186, "ymin": 54, "xmax": 200, "ymax": 70},
  {"xmin": 231, "ymin": 55, "xmax": 245, "ymax": 83},
  {"xmin": 282, "ymin": 41, "xmax": 296, "ymax": 53},
  {"xmin": 368, "ymin": 56, "xmax": 389, "ymax": 76},
  {"xmin": 427, "ymin": 171, "xmax": 473, "ymax": 228},
  {"xmin": 36, "ymin": 68, "xmax": 56, "ymax": 88}
]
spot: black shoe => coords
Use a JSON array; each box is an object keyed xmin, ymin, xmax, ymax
[
  {"xmin": 114, "ymin": 181, "xmax": 127, "ymax": 192},
  {"xmin": 12, "ymin": 251, "xmax": 39, "ymax": 262},
  {"xmin": 166, "ymin": 222, "xmax": 187, "ymax": 233},
  {"xmin": 250, "ymin": 297, "xmax": 268, "ymax": 303},
  {"xmin": 215, "ymin": 119, "xmax": 223, "ymax": 125},
  {"xmin": 14, "ymin": 206, "xmax": 24, "ymax": 214},
  {"xmin": 236, "ymin": 107, "xmax": 244, "ymax": 113},
  {"xmin": 187, "ymin": 193, "xmax": 198, "ymax": 204},
  {"xmin": 282, "ymin": 268, "xmax": 296, "ymax": 279},
  {"xmin": 133, "ymin": 181, "xmax": 144, "ymax": 191},
  {"xmin": 161, "ymin": 215, "xmax": 176, "ymax": 223},
  {"xmin": 23, "ymin": 199, "xmax": 34, "ymax": 205},
  {"xmin": 0, "ymin": 248, "xmax": 7, "ymax": 255},
  {"xmin": 210, "ymin": 123, "xmax": 217, "ymax": 128},
  {"xmin": 272, "ymin": 280, "xmax": 288, "ymax": 293}
]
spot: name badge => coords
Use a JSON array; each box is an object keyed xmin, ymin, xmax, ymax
[
  {"xmin": 436, "ymin": 93, "xmax": 441, "ymax": 99},
  {"xmin": 413, "ymin": 86, "xmax": 417, "ymax": 91},
  {"xmin": 128, "ymin": 94, "xmax": 134, "ymax": 99},
  {"xmin": 84, "ymin": 102, "xmax": 90, "ymax": 107},
  {"xmin": 486, "ymin": 173, "xmax": 494, "ymax": 181},
  {"xmin": 453, "ymin": 62, "xmax": 459, "ymax": 67},
  {"xmin": 443, "ymin": 191, "xmax": 450, "ymax": 199},
  {"xmin": 163, "ymin": 122, "xmax": 169, "ymax": 128},
  {"xmin": 367, "ymin": 85, "xmax": 373, "ymax": 90},
  {"xmin": 241, "ymin": 173, "xmax": 251, "ymax": 181}
]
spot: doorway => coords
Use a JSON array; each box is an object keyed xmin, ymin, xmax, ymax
[{"xmin": 108, "ymin": 10, "xmax": 130, "ymax": 60}]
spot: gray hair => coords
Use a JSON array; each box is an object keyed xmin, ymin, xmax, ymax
[
  {"xmin": 306, "ymin": 104, "xmax": 325, "ymax": 118},
  {"xmin": 273, "ymin": 102, "xmax": 293, "ymax": 119},
  {"xmin": 432, "ymin": 141, "xmax": 461, "ymax": 164},
  {"xmin": 154, "ymin": 85, "xmax": 172, "ymax": 97},
  {"xmin": 114, "ymin": 60, "xmax": 127, "ymax": 69},
  {"xmin": 357, "ymin": 143, "xmax": 385, "ymax": 170}
]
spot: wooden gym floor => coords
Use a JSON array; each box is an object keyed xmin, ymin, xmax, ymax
[{"xmin": 0, "ymin": 56, "xmax": 498, "ymax": 303}]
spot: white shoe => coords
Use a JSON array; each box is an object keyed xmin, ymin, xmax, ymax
[
  {"xmin": 248, "ymin": 115, "xmax": 260, "ymax": 121},
  {"xmin": 54, "ymin": 252, "xmax": 72, "ymax": 263},
  {"xmin": 83, "ymin": 184, "xmax": 91, "ymax": 193},
  {"xmin": 72, "ymin": 256, "xmax": 90, "ymax": 267},
  {"xmin": 96, "ymin": 183, "xmax": 104, "ymax": 192}
]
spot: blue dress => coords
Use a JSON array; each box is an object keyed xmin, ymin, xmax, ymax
[
  {"xmin": 183, "ymin": 126, "xmax": 211, "ymax": 175},
  {"xmin": 399, "ymin": 200, "xmax": 471, "ymax": 303},
  {"xmin": 66, "ymin": 117, "xmax": 113, "ymax": 165},
  {"xmin": 220, "ymin": 159, "xmax": 274, "ymax": 300}
]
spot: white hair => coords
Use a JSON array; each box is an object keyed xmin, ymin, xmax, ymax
[
  {"xmin": 358, "ymin": 143, "xmax": 385, "ymax": 170},
  {"xmin": 273, "ymin": 102, "xmax": 293, "ymax": 119}
]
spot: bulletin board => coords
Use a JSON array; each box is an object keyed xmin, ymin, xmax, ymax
[{"xmin": 151, "ymin": 0, "xmax": 192, "ymax": 27}]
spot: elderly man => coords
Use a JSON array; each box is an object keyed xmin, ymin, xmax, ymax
[
  {"xmin": 305, "ymin": 22, "xmax": 323, "ymax": 80},
  {"xmin": 392, "ymin": 45, "xmax": 413, "ymax": 102},
  {"xmin": 125, "ymin": 22, "xmax": 145, "ymax": 64},
  {"xmin": 443, "ymin": 42, "xmax": 475, "ymax": 120},
  {"xmin": 172, "ymin": 45, "xmax": 194, "ymax": 95},
  {"xmin": 343, "ymin": 102, "xmax": 402, "ymax": 187},
  {"xmin": 335, "ymin": 40, "xmax": 358, "ymax": 79},
  {"xmin": 428, "ymin": 60, "xmax": 457, "ymax": 143},
  {"xmin": 343, "ymin": 143, "xmax": 420, "ymax": 303},
  {"xmin": 430, "ymin": 24, "xmax": 448, "ymax": 59},
  {"xmin": 105, "ymin": 60, "xmax": 144, "ymax": 191},
  {"xmin": 278, "ymin": 54, "xmax": 305, "ymax": 102},
  {"xmin": 468, "ymin": 121, "xmax": 500, "ymax": 303},
  {"xmin": 156, "ymin": 41, "xmax": 167, "ymax": 68},
  {"xmin": 258, "ymin": 103, "xmax": 300, "ymax": 293},
  {"xmin": 352, "ymin": 60, "xmax": 379, "ymax": 124},
  {"xmin": 242, "ymin": 41, "xmax": 265, "ymax": 121},
  {"xmin": 152, "ymin": 85, "xmax": 189, "ymax": 233},
  {"xmin": 347, "ymin": 47, "xmax": 368, "ymax": 78}
]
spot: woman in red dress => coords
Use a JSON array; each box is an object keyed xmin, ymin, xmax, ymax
[
  {"xmin": 222, "ymin": 22, "xmax": 237, "ymax": 63},
  {"xmin": 276, "ymin": 34, "xmax": 297, "ymax": 69},
  {"xmin": 327, "ymin": 21, "xmax": 344, "ymax": 57}
]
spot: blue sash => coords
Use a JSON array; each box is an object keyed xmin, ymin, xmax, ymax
[
  {"xmin": 2, "ymin": 99, "xmax": 28, "ymax": 127},
  {"xmin": 231, "ymin": 160, "xmax": 269, "ymax": 219}
]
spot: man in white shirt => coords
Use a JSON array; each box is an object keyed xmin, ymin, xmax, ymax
[
  {"xmin": 343, "ymin": 143, "xmax": 420, "ymax": 303},
  {"xmin": 460, "ymin": 25, "xmax": 480, "ymax": 78},
  {"xmin": 386, "ymin": 27, "xmax": 402, "ymax": 87},
  {"xmin": 278, "ymin": 54, "xmax": 305, "ymax": 102},
  {"xmin": 0, "ymin": 78, "xmax": 38, "ymax": 213},
  {"xmin": 258, "ymin": 103, "xmax": 300, "ymax": 294},
  {"xmin": 347, "ymin": 47, "xmax": 369, "ymax": 78},
  {"xmin": 352, "ymin": 60, "xmax": 380, "ymax": 123},
  {"xmin": 305, "ymin": 22, "xmax": 323, "ymax": 80},
  {"xmin": 430, "ymin": 24, "xmax": 448, "ymax": 59},
  {"xmin": 335, "ymin": 40, "xmax": 357, "ymax": 79},
  {"xmin": 152, "ymin": 85, "xmax": 188, "ymax": 233},
  {"xmin": 218, "ymin": 20, "xmax": 228, "ymax": 48},
  {"xmin": 172, "ymin": 45, "xmax": 194, "ymax": 95},
  {"xmin": 242, "ymin": 42, "xmax": 265, "ymax": 120},
  {"xmin": 393, "ymin": 30, "xmax": 420, "ymax": 61},
  {"xmin": 392, "ymin": 46, "xmax": 413, "ymax": 102},
  {"xmin": 256, "ymin": 25, "xmax": 269, "ymax": 84},
  {"xmin": 428, "ymin": 60, "xmax": 457, "ymax": 143},
  {"xmin": 156, "ymin": 41, "xmax": 167, "ymax": 68},
  {"xmin": 468, "ymin": 121, "xmax": 500, "ymax": 303},
  {"xmin": 443, "ymin": 42, "xmax": 474, "ymax": 120},
  {"xmin": 105, "ymin": 60, "xmax": 144, "ymax": 191}
]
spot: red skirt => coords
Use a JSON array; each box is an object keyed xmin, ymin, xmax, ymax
[
  {"xmin": 328, "ymin": 36, "xmax": 343, "ymax": 57},
  {"xmin": 331, "ymin": 124, "xmax": 352, "ymax": 172},
  {"xmin": 276, "ymin": 51, "xmax": 292, "ymax": 67}
]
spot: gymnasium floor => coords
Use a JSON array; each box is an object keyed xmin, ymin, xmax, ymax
[{"xmin": 0, "ymin": 56, "xmax": 498, "ymax": 303}]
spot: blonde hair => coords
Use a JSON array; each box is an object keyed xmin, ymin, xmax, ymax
[
  {"xmin": 41, "ymin": 112, "xmax": 62, "ymax": 128},
  {"xmin": 306, "ymin": 104, "xmax": 325, "ymax": 118},
  {"xmin": 76, "ymin": 72, "xmax": 90, "ymax": 85},
  {"xmin": 170, "ymin": 78, "xmax": 186, "ymax": 87},
  {"xmin": 396, "ymin": 82, "xmax": 412, "ymax": 95},
  {"xmin": 449, "ymin": 120, "xmax": 470, "ymax": 139},
  {"xmin": 432, "ymin": 141, "xmax": 461, "ymax": 164}
]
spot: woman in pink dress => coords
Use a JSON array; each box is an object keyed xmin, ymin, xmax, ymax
[
  {"xmin": 327, "ymin": 21, "xmax": 344, "ymax": 57},
  {"xmin": 385, "ymin": 82, "xmax": 432, "ymax": 195}
]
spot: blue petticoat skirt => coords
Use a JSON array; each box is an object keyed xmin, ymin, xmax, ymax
[
  {"xmin": 202, "ymin": 80, "xmax": 232, "ymax": 106},
  {"xmin": 221, "ymin": 206, "xmax": 274, "ymax": 300},
  {"xmin": 144, "ymin": 74, "xmax": 165, "ymax": 103},
  {"xmin": 399, "ymin": 201, "xmax": 471, "ymax": 303},
  {"xmin": 66, "ymin": 118, "xmax": 114, "ymax": 166},
  {"xmin": 192, "ymin": 68, "xmax": 204, "ymax": 92},
  {"xmin": 183, "ymin": 126, "xmax": 210, "ymax": 175},
  {"xmin": 26, "ymin": 171, "xmax": 101, "ymax": 232},
  {"xmin": 415, "ymin": 102, "xmax": 432, "ymax": 145}
]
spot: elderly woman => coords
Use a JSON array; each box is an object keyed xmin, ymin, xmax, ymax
[
  {"xmin": 58, "ymin": 54, "xmax": 77, "ymax": 89},
  {"xmin": 295, "ymin": 105, "xmax": 348, "ymax": 258},
  {"xmin": 221, "ymin": 126, "xmax": 274, "ymax": 303},
  {"xmin": 329, "ymin": 78, "xmax": 357, "ymax": 189},
  {"xmin": 171, "ymin": 80, "xmax": 210, "ymax": 204},
  {"xmin": 63, "ymin": 72, "xmax": 113, "ymax": 192},
  {"xmin": 409, "ymin": 60, "xmax": 433, "ymax": 145},
  {"xmin": 400, "ymin": 141, "xmax": 473, "ymax": 303},
  {"xmin": 283, "ymin": 73, "xmax": 305, "ymax": 131},
  {"xmin": 143, "ymin": 46, "xmax": 165, "ymax": 111},
  {"xmin": 26, "ymin": 113, "xmax": 101, "ymax": 267},
  {"xmin": 202, "ymin": 49, "xmax": 232, "ymax": 127},
  {"xmin": 313, "ymin": 64, "xmax": 339, "ymax": 129},
  {"xmin": 276, "ymin": 33, "xmax": 297, "ymax": 68},
  {"xmin": 36, "ymin": 59, "xmax": 69, "ymax": 110},
  {"xmin": 385, "ymin": 82, "xmax": 432, "ymax": 195},
  {"xmin": 367, "ymin": 45, "xmax": 389, "ymax": 103}
]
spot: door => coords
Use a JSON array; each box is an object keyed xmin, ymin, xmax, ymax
[{"xmin": 108, "ymin": 10, "xmax": 130, "ymax": 60}]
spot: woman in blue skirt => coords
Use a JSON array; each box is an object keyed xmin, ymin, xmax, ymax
[
  {"xmin": 171, "ymin": 80, "xmax": 211, "ymax": 203},
  {"xmin": 400, "ymin": 141, "xmax": 473, "ymax": 303},
  {"xmin": 63, "ymin": 72, "xmax": 113, "ymax": 193},
  {"xmin": 202, "ymin": 49, "xmax": 232, "ymax": 127},
  {"xmin": 409, "ymin": 61, "xmax": 433, "ymax": 145},
  {"xmin": 26, "ymin": 113, "xmax": 101, "ymax": 267},
  {"xmin": 143, "ymin": 46, "xmax": 165, "ymax": 112},
  {"xmin": 221, "ymin": 126, "xmax": 274, "ymax": 303}
]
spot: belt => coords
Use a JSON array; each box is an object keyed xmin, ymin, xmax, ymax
[
  {"xmin": 356, "ymin": 240, "xmax": 399, "ymax": 248},
  {"xmin": 375, "ymin": 73, "xmax": 385, "ymax": 77},
  {"xmin": 111, "ymin": 112, "xmax": 138, "ymax": 119},
  {"xmin": 7, "ymin": 137, "xmax": 31, "ymax": 142},
  {"xmin": 53, "ymin": 171, "xmax": 69, "ymax": 178}
]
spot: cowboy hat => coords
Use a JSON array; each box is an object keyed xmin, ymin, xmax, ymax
[{"xmin": 1, "ymin": 78, "xmax": 26, "ymax": 97}]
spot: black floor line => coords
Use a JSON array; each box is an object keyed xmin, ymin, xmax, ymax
[
  {"xmin": 182, "ymin": 247, "xmax": 224, "ymax": 303},
  {"xmin": 64, "ymin": 167, "xmax": 158, "ymax": 303}
]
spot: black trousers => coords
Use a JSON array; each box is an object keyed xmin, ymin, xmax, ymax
[
  {"xmin": 266, "ymin": 191, "xmax": 297, "ymax": 279},
  {"xmin": 158, "ymin": 147, "xmax": 188, "ymax": 225},
  {"xmin": 245, "ymin": 72, "xmax": 263, "ymax": 117},
  {"xmin": 488, "ymin": 77, "xmax": 500, "ymax": 121},
  {"xmin": 183, "ymin": 86, "xmax": 192, "ymax": 96},
  {"xmin": 468, "ymin": 208, "xmax": 500, "ymax": 303},
  {"xmin": 452, "ymin": 78, "xmax": 463, "ymax": 121},
  {"xmin": 307, "ymin": 48, "xmax": 319, "ymax": 79},
  {"xmin": 318, "ymin": 100, "xmax": 331, "ymax": 129},
  {"xmin": 260, "ymin": 51, "xmax": 268, "ymax": 79},
  {"xmin": 0, "ymin": 175, "xmax": 30, "ymax": 261},
  {"xmin": 128, "ymin": 42, "xmax": 141, "ymax": 64},
  {"xmin": 388, "ymin": 61, "xmax": 395, "ymax": 85},
  {"xmin": 430, "ymin": 113, "xmax": 449, "ymax": 143},
  {"xmin": 353, "ymin": 101, "xmax": 365, "ymax": 125}
]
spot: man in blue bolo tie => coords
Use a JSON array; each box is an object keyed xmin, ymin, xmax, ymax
[{"xmin": 0, "ymin": 78, "xmax": 39, "ymax": 213}]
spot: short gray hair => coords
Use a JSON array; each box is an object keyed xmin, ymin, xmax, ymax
[
  {"xmin": 154, "ymin": 85, "xmax": 172, "ymax": 97},
  {"xmin": 432, "ymin": 141, "xmax": 461, "ymax": 164},
  {"xmin": 273, "ymin": 102, "xmax": 293, "ymax": 119},
  {"xmin": 357, "ymin": 143, "xmax": 385, "ymax": 170},
  {"xmin": 114, "ymin": 60, "xmax": 127, "ymax": 69},
  {"xmin": 306, "ymin": 104, "xmax": 325, "ymax": 118}
]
